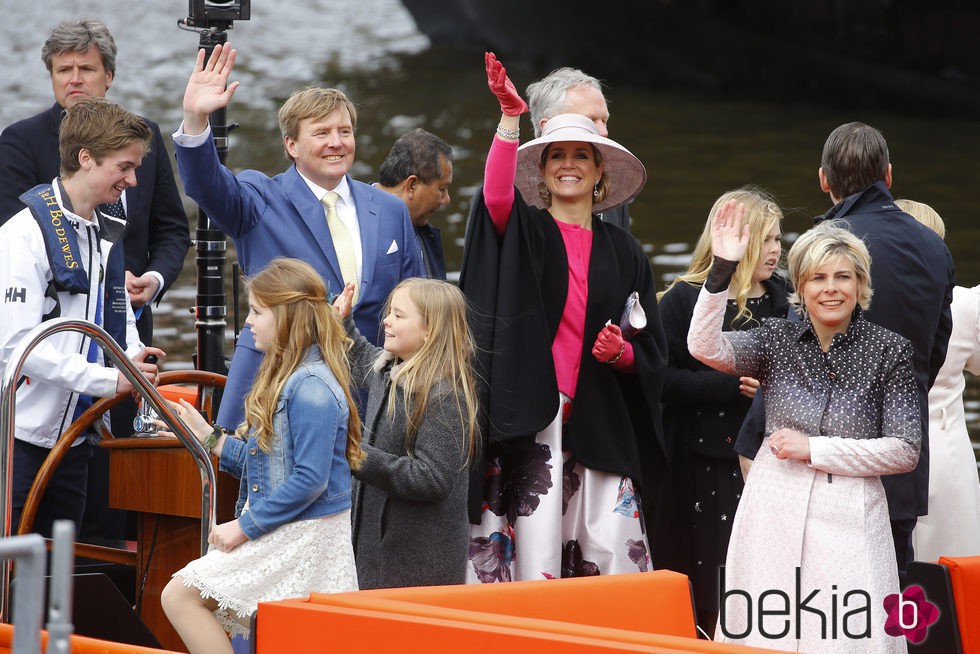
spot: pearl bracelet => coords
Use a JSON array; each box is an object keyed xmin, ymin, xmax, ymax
[{"xmin": 496, "ymin": 124, "xmax": 520, "ymax": 140}]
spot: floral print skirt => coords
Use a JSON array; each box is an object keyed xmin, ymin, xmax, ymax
[{"xmin": 467, "ymin": 394, "xmax": 650, "ymax": 583}]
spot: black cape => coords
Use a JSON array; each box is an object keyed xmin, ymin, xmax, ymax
[{"xmin": 459, "ymin": 190, "xmax": 668, "ymax": 526}]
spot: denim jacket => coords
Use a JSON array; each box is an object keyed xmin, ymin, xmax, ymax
[{"xmin": 218, "ymin": 345, "xmax": 353, "ymax": 540}]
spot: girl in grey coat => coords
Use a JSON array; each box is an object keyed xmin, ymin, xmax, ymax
[{"xmin": 335, "ymin": 277, "xmax": 479, "ymax": 588}]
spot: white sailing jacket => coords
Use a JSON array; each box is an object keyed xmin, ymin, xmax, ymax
[{"xmin": 0, "ymin": 181, "xmax": 142, "ymax": 448}]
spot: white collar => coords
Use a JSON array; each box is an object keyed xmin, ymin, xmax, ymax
[
  {"xmin": 52, "ymin": 178, "xmax": 98, "ymax": 228},
  {"xmin": 301, "ymin": 173, "xmax": 352, "ymax": 207},
  {"xmin": 372, "ymin": 349, "xmax": 397, "ymax": 375}
]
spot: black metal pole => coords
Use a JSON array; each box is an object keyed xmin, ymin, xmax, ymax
[{"xmin": 193, "ymin": 27, "xmax": 230, "ymax": 382}]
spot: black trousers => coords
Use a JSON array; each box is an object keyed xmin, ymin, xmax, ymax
[
  {"xmin": 891, "ymin": 517, "xmax": 916, "ymax": 587},
  {"xmin": 11, "ymin": 438, "xmax": 92, "ymax": 538},
  {"xmin": 80, "ymin": 306, "xmax": 152, "ymax": 541}
]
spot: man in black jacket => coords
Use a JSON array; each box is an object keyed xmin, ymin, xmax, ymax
[{"xmin": 814, "ymin": 122, "xmax": 954, "ymax": 578}]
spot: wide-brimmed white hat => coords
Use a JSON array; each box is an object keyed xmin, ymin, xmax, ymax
[{"xmin": 516, "ymin": 113, "xmax": 647, "ymax": 213}]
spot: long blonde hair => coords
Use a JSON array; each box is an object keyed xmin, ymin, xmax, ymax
[
  {"xmin": 384, "ymin": 278, "xmax": 479, "ymax": 466},
  {"xmin": 239, "ymin": 258, "xmax": 364, "ymax": 470},
  {"xmin": 659, "ymin": 187, "xmax": 783, "ymax": 325}
]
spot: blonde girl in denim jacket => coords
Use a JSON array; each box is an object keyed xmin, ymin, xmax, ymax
[{"xmin": 159, "ymin": 258, "xmax": 364, "ymax": 653}]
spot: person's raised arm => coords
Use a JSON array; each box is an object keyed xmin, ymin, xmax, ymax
[
  {"xmin": 181, "ymin": 43, "xmax": 240, "ymax": 136},
  {"xmin": 483, "ymin": 52, "xmax": 527, "ymax": 237},
  {"xmin": 705, "ymin": 199, "xmax": 750, "ymax": 290},
  {"xmin": 332, "ymin": 282, "xmax": 381, "ymax": 386},
  {"xmin": 688, "ymin": 200, "xmax": 750, "ymax": 372}
]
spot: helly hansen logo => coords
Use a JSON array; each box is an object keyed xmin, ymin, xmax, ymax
[{"xmin": 4, "ymin": 287, "xmax": 26, "ymax": 303}]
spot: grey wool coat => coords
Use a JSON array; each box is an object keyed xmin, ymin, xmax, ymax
[{"xmin": 346, "ymin": 320, "xmax": 471, "ymax": 589}]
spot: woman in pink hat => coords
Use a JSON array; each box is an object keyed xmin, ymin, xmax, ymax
[{"xmin": 459, "ymin": 52, "xmax": 668, "ymax": 582}]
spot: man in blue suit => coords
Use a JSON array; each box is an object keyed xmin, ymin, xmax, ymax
[{"xmin": 175, "ymin": 43, "xmax": 423, "ymax": 429}]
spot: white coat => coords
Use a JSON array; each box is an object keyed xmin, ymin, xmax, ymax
[{"xmin": 912, "ymin": 285, "xmax": 980, "ymax": 561}]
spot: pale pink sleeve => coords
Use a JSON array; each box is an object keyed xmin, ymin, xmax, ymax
[
  {"xmin": 484, "ymin": 136, "xmax": 518, "ymax": 237},
  {"xmin": 687, "ymin": 285, "xmax": 738, "ymax": 374},
  {"xmin": 808, "ymin": 437, "xmax": 918, "ymax": 476}
]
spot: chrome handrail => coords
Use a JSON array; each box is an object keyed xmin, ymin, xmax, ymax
[
  {"xmin": 0, "ymin": 317, "xmax": 217, "ymax": 620},
  {"xmin": 46, "ymin": 520, "xmax": 74, "ymax": 654},
  {"xmin": 0, "ymin": 532, "xmax": 45, "ymax": 652}
]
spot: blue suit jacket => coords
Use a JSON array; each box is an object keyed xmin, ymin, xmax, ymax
[
  {"xmin": 0, "ymin": 103, "xmax": 191, "ymax": 343},
  {"xmin": 175, "ymin": 136, "xmax": 423, "ymax": 427}
]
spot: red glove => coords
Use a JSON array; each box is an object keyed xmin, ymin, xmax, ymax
[
  {"xmin": 485, "ymin": 52, "xmax": 528, "ymax": 116},
  {"xmin": 592, "ymin": 323, "xmax": 626, "ymax": 363}
]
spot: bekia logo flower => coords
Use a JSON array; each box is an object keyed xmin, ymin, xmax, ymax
[{"xmin": 882, "ymin": 585, "xmax": 939, "ymax": 643}]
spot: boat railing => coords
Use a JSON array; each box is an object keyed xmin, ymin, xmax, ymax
[
  {"xmin": 0, "ymin": 520, "xmax": 74, "ymax": 653},
  {"xmin": 0, "ymin": 317, "xmax": 217, "ymax": 622}
]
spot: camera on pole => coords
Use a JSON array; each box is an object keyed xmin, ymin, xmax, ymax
[
  {"xmin": 177, "ymin": 1, "xmax": 251, "ymax": 406},
  {"xmin": 184, "ymin": 0, "xmax": 251, "ymax": 30}
]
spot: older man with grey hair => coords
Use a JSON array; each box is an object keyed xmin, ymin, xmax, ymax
[{"xmin": 526, "ymin": 67, "xmax": 631, "ymax": 231}]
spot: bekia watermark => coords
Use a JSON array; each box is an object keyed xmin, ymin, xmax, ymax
[
  {"xmin": 719, "ymin": 567, "xmax": 939, "ymax": 643},
  {"xmin": 883, "ymin": 585, "xmax": 939, "ymax": 644}
]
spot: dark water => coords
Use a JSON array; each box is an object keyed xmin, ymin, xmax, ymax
[{"xmin": 1, "ymin": 3, "xmax": 978, "ymax": 457}]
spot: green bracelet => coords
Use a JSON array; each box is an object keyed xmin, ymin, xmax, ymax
[{"xmin": 203, "ymin": 426, "xmax": 221, "ymax": 452}]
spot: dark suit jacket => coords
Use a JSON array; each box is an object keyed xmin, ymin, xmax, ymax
[
  {"xmin": 175, "ymin": 135, "xmax": 424, "ymax": 428},
  {"xmin": 0, "ymin": 103, "xmax": 191, "ymax": 343},
  {"xmin": 416, "ymin": 223, "xmax": 447, "ymax": 280}
]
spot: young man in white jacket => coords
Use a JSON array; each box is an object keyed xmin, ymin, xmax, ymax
[{"xmin": 0, "ymin": 97, "xmax": 164, "ymax": 537}]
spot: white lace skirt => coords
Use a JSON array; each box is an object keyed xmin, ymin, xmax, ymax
[{"xmin": 174, "ymin": 508, "xmax": 358, "ymax": 638}]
